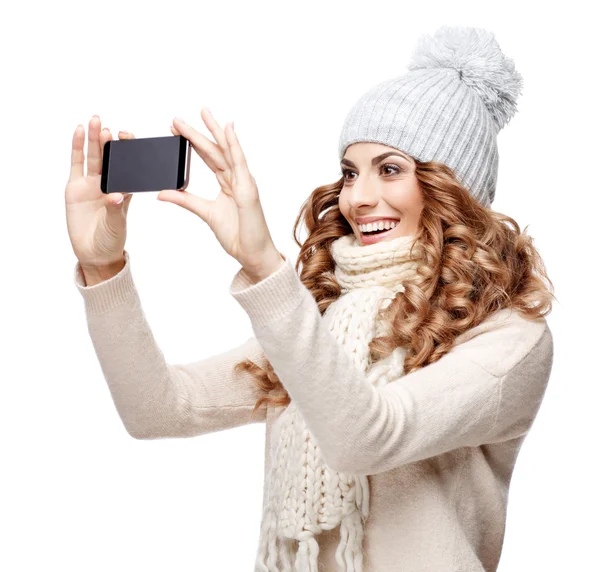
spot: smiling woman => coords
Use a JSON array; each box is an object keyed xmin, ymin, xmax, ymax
[
  {"xmin": 71, "ymin": 24, "xmax": 557, "ymax": 572},
  {"xmin": 227, "ymin": 24, "xmax": 556, "ymax": 570}
]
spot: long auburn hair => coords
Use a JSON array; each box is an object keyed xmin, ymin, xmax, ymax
[{"xmin": 234, "ymin": 157, "xmax": 557, "ymax": 419}]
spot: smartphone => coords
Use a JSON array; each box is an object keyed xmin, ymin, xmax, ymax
[{"xmin": 101, "ymin": 135, "xmax": 191, "ymax": 194}]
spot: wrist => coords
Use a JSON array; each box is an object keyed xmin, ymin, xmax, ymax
[
  {"xmin": 241, "ymin": 251, "xmax": 286, "ymax": 284},
  {"xmin": 80, "ymin": 257, "xmax": 125, "ymax": 286}
]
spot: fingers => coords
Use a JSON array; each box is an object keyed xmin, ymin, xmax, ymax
[
  {"xmin": 172, "ymin": 112, "xmax": 228, "ymax": 173},
  {"xmin": 70, "ymin": 118, "xmax": 109, "ymax": 182},
  {"xmin": 199, "ymin": 108, "xmax": 234, "ymax": 171},
  {"xmin": 87, "ymin": 116, "xmax": 103, "ymax": 177},
  {"xmin": 69, "ymin": 125, "xmax": 85, "ymax": 183},
  {"xmin": 97, "ymin": 127, "xmax": 120, "ymax": 206},
  {"xmin": 99, "ymin": 127, "xmax": 112, "ymax": 163},
  {"xmin": 115, "ymin": 130, "xmax": 136, "ymax": 212},
  {"xmin": 221, "ymin": 121, "xmax": 257, "ymax": 207},
  {"xmin": 224, "ymin": 122, "xmax": 251, "ymax": 184}
]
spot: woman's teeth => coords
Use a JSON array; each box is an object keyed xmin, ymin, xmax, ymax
[{"xmin": 358, "ymin": 220, "xmax": 398, "ymax": 234}]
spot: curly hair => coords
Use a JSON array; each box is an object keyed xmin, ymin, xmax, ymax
[{"xmin": 234, "ymin": 158, "xmax": 557, "ymax": 419}]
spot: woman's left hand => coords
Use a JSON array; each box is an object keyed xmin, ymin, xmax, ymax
[{"xmin": 158, "ymin": 108, "xmax": 285, "ymax": 282}]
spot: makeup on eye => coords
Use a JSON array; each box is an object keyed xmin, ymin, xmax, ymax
[{"xmin": 341, "ymin": 163, "xmax": 404, "ymax": 181}]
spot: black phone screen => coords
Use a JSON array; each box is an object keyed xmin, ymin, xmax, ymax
[{"xmin": 101, "ymin": 135, "xmax": 191, "ymax": 194}]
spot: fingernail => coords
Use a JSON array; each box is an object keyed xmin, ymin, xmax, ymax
[
  {"xmin": 115, "ymin": 196, "xmax": 124, "ymax": 205},
  {"xmin": 175, "ymin": 116, "xmax": 185, "ymax": 124},
  {"xmin": 119, "ymin": 130, "xmax": 128, "ymax": 134}
]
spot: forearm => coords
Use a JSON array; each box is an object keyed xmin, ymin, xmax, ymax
[{"xmin": 75, "ymin": 252, "xmax": 267, "ymax": 438}]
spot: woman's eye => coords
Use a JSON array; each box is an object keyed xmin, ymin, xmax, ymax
[
  {"xmin": 382, "ymin": 164, "xmax": 401, "ymax": 175},
  {"xmin": 341, "ymin": 164, "xmax": 401, "ymax": 182}
]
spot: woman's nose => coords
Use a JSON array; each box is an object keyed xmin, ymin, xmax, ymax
[{"xmin": 347, "ymin": 181, "xmax": 379, "ymax": 209}]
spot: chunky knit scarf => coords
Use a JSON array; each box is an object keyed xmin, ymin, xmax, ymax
[{"xmin": 255, "ymin": 232, "xmax": 426, "ymax": 572}]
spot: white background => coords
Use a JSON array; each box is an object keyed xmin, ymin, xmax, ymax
[{"xmin": 1, "ymin": 0, "xmax": 597, "ymax": 570}]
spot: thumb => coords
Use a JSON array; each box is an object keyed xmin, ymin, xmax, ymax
[
  {"xmin": 104, "ymin": 193, "xmax": 127, "ymax": 230},
  {"xmin": 106, "ymin": 192, "xmax": 133, "ymax": 212},
  {"xmin": 157, "ymin": 190, "xmax": 213, "ymax": 226},
  {"xmin": 107, "ymin": 192, "xmax": 125, "ymax": 208}
]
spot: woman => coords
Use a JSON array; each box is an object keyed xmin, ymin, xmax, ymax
[{"xmin": 66, "ymin": 25, "xmax": 555, "ymax": 572}]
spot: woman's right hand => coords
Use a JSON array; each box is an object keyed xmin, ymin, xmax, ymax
[{"xmin": 65, "ymin": 115, "xmax": 136, "ymax": 271}]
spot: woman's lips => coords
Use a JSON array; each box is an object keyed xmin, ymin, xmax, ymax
[{"xmin": 359, "ymin": 223, "xmax": 399, "ymax": 245}]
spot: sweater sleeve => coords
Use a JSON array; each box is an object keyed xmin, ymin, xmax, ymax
[
  {"xmin": 74, "ymin": 250, "xmax": 268, "ymax": 440},
  {"xmin": 229, "ymin": 254, "xmax": 554, "ymax": 476}
]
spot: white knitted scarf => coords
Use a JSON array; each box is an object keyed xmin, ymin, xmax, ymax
[{"xmin": 255, "ymin": 232, "xmax": 426, "ymax": 572}]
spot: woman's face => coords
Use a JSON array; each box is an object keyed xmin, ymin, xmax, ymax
[{"xmin": 338, "ymin": 142, "xmax": 424, "ymax": 245}]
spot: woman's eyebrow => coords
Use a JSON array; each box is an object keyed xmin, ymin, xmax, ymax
[{"xmin": 341, "ymin": 151, "xmax": 410, "ymax": 168}]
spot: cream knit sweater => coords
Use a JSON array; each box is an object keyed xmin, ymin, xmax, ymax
[{"xmin": 74, "ymin": 249, "xmax": 554, "ymax": 572}]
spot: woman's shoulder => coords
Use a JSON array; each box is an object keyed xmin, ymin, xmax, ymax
[{"xmin": 450, "ymin": 308, "xmax": 552, "ymax": 379}]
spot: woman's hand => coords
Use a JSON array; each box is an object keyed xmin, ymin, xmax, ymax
[
  {"xmin": 65, "ymin": 116, "xmax": 137, "ymax": 271},
  {"xmin": 158, "ymin": 108, "xmax": 285, "ymax": 282}
]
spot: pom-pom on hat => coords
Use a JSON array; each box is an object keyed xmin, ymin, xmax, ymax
[{"xmin": 338, "ymin": 25, "xmax": 524, "ymax": 207}]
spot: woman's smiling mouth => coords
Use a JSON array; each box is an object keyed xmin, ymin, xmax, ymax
[{"xmin": 356, "ymin": 219, "xmax": 401, "ymax": 244}]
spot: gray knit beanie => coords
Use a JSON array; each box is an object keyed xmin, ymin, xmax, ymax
[{"xmin": 338, "ymin": 25, "xmax": 524, "ymax": 207}]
